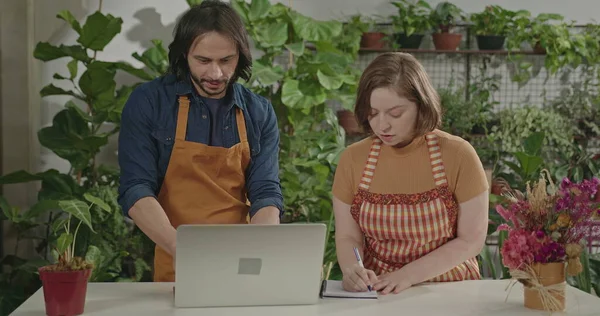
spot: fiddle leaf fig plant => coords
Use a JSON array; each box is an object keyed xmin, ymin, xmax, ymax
[{"xmin": 0, "ymin": 6, "xmax": 157, "ymax": 314}]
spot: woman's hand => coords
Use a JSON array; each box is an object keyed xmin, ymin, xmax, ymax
[
  {"xmin": 342, "ymin": 263, "xmax": 378, "ymax": 292},
  {"xmin": 373, "ymin": 271, "xmax": 413, "ymax": 295}
]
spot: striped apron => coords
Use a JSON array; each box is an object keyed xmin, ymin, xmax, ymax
[{"xmin": 350, "ymin": 133, "xmax": 481, "ymax": 281}]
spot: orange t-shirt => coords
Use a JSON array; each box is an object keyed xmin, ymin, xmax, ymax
[{"xmin": 332, "ymin": 129, "xmax": 489, "ymax": 205}]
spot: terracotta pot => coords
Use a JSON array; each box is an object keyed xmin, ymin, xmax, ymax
[
  {"xmin": 39, "ymin": 267, "xmax": 92, "ymax": 316},
  {"xmin": 523, "ymin": 262, "xmax": 566, "ymax": 311},
  {"xmin": 432, "ymin": 33, "xmax": 462, "ymax": 50},
  {"xmin": 360, "ymin": 32, "xmax": 387, "ymax": 49},
  {"xmin": 337, "ymin": 109, "xmax": 361, "ymax": 135}
]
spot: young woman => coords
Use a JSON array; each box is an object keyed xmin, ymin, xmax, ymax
[{"xmin": 332, "ymin": 52, "xmax": 489, "ymax": 295}]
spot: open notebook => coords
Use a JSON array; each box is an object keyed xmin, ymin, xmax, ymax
[{"xmin": 320, "ymin": 280, "xmax": 378, "ymax": 299}]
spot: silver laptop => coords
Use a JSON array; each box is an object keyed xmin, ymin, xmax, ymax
[{"xmin": 174, "ymin": 223, "xmax": 327, "ymax": 308}]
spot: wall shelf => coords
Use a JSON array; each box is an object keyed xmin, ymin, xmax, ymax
[{"xmin": 358, "ymin": 48, "xmax": 546, "ymax": 56}]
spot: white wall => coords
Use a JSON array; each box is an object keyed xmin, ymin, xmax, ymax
[{"xmin": 31, "ymin": 0, "xmax": 600, "ymax": 180}]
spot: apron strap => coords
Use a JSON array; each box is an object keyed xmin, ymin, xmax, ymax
[
  {"xmin": 235, "ymin": 108, "xmax": 248, "ymax": 143},
  {"xmin": 358, "ymin": 137, "xmax": 382, "ymax": 191},
  {"xmin": 175, "ymin": 96, "xmax": 191, "ymax": 141},
  {"xmin": 425, "ymin": 133, "xmax": 449, "ymax": 187}
]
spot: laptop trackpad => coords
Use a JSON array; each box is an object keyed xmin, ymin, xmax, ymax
[{"xmin": 238, "ymin": 258, "xmax": 262, "ymax": 275}]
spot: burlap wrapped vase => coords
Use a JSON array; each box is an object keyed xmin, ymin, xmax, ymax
[{"xmin": 522, "ymin": 262, "xmax": 566, "ymax": 311}]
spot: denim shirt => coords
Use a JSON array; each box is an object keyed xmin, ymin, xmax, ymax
[{"xmin": 117, "ymin": 74, "xmax": 283, "ymax": 219}]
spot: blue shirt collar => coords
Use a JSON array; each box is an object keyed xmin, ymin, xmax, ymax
[{"xmin": 174, "ymin": 75, "xmax": 245, "ymax": 111}]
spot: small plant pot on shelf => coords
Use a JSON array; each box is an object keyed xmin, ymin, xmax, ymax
[
  {"xmin": 39, "ymin": 267, "xmax": 92, "ymax": 316},
  {"xmin": 432, "ymin": 33, "xmax": 462, "ymax": 50},
  {"xmin": 533, "ymin": 41, "xmax": 546, "ymax": 54},
  {"xmin": 393, "ymin": 33, "xmax": 424, "ymax": 49},
  {"xmin": 360, "ymin": 32, "xmax": 387, "ymax": 49},
  {"xmin": 476, "ymin": 35, "xmax": 505, "ymax": 50}
]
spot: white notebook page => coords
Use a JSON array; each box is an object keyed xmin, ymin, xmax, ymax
[{"xmin": 321, "ymin": 280, "xmax": 378, "ymax": 299}]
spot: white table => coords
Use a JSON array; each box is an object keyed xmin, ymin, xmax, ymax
[{"xmin": 11, "ymin": 280, "xmax": 600, "ymax": 315}]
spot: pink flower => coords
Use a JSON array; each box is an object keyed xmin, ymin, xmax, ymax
[{"xmin": 501, "ymin": 229, "xmax": 537, "ymax": 270}]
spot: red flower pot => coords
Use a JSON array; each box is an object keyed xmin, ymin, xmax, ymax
[
  {"xmin": 432, "ymin": 33, "xmax": 462, "ymax": 50},
  {"xmin": 360, "ymin": 32, "xmax": 387, "ymax": 49},
  {"xmin": 39, "ymin": 267, "xmax": 92, "ymax": 316}
]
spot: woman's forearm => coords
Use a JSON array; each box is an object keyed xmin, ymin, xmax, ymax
[
  {"xmin": 397, "ymin": 237, "xmax": 483, "ymax": 285},
  {"xmin": 335, "ymin": 236, "xmax": 364, "ymax": 273}
]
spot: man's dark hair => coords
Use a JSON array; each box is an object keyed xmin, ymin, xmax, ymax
[{"xmin": 167, "ymin": 0, "xmax": 252, "ymax": 82}]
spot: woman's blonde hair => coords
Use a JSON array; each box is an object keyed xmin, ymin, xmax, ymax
[{"xmin": 354, "ymin": 52, "xmax": 442, "ymax": 137}]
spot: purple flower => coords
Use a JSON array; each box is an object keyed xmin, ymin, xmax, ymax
[
  {"xmin": 535, "ymin": 254, "xmax": 546, "ymax": 262},
  {"xmin": 542, "ymin": 245, "xmax": 551, "ymax": 253},
  {"xmin": 536, "ymin": 230, "xmax": 545, "ymax": 239}
]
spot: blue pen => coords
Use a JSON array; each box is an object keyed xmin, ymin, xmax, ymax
[{"xmin": 353, "ymin": 247, "xmax": 372, "ymax": 291}]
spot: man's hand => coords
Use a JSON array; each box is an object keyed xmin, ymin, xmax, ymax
[
  {"xmin": 250, "ymin": 206, "xmax": 280, "ymax": 224},
  {"xmin": 372, "ymin": 270, "xmax": 413, "ymax": 295}
]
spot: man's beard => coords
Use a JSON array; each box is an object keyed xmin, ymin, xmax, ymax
[{"xmin": 191, "ymin": 73, "xmax": 230, "ymax": 97}]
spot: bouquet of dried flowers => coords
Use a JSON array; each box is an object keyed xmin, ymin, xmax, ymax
[{"xmin": 495, "ymin": 170, "xmax": 600, "ymax": 311}]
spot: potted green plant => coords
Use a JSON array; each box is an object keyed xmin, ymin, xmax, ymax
[
  {"xmin": 529, "ymin": 14, "xmax": 567, "ymax": 54},
  {"xmin": 508, "ymin": 13, "xmax": 565, "ymax": 54},
  {"xmin": 470, "ymin": 5, "xmax": 527, "ymax": 50},
  {"xmin": 38, "ymin": 197, "xmax": 102, "ymax": 316},
  {"xmin": 348, "ymin": 14, "xmax": 388, "ymax": 50},
  {"xmin": 389, "ymin": 0, "xmax": 433, "ymax": 49},
  {"xmin": 430, "ymin": 1, "xmax": 466, "ymax": 50}
]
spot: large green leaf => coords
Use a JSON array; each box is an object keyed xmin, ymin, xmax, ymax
[
  {"xmin": 58, "ymin": 200, "xmax": 94, "ymax": 232},
  {"xmin": 85, "ymin": 245, "xmax": 102, "ymax": 266},
  {"xmin": 39, "ymin": 172, "xmax": 82, "ymax": 201},
  {"xmin": 38, "ymin": 127, "xmax": 89, "ymax": 169},
  {"xmin": 38, "ymin": 107, "xmax": 108, "ymax": 169},
  {"xmin": 514, "ymin": 152, "xmax": 543, "ymax": 178},
  {"xmin": 56, "ymin": 232, "xmax": 74, "ymax": 255},
  {"xmin": 77, "ymin": 11, "xmax": 122, "ymax": 51},
  {"xmin": 40, "ymin": 84, "xmax": 81, "ymax": 99},
  {"xmin": 281, "ymin": 79, "xmax": 326, "ymax": 110},
  {"xmin": 78, "ymin": 61, "xmax": 117, "ymax": 100},
  {"xmin": 64, "ymin": 101, "xmax": 92, "ymax": 122},
  {"xmin": 132, "ymin": 40, "xmax": 169, "ymax": 75},
  {"xmin": 22, "ymin": 200, "xmax": 60, "ymax": 220},
  {"xmin": 285, "ymin": 42, "xmax": 305, "ymax": 56},
  {"xmin": 317, "ymin": 70, "xmax": 344, "ymax": 90},
  {"xmin": 67, "ymin": 60, "xmax": 78, "ymax": 79},
  {"xmin": 313, "ymin": 51, "xmax": 353, "ymax": 72},
  {"xmin": 0, "ymin": 169, "xmax": 61, "ymax": 185},
  {"xmin": 33, "ymin": 42, "xmax": 91, "ymax": 62},
  {"xmin": 112, "ymin": 62, "xmax": 154, "ymax": 81},
  {"xmin": 523, "ymin": 131, "xmax": 544, "ymax": 156},
  {"xmin": 249, "ymin": 0, "xmax": 270, "ymax": 21},
  {"xmin": 290, "ymin": 13, "xmax": 343, "ymax": 42},
  {"xmin": 255, "ymin": 22, "xmax": 288, "ymax": 48},
  {"xmin": 83, "ymin": 193, "xmax": 111, "ymax": 213},
  {"xmin": 57, "ymin": 10, "xmax": 82, "ymax": 34},
  {"xmin": 231, "ymin": 0, "xmax": 250, "ymax": 25},
  {"xmin": 251, "ymin": 61, "xmax": 284, "ymax": 86}
]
